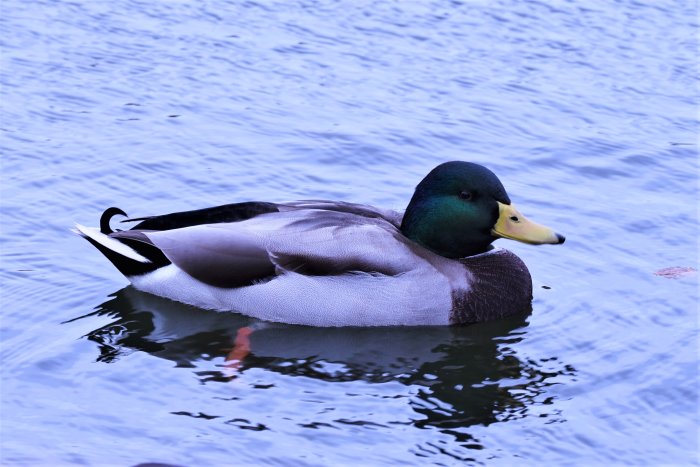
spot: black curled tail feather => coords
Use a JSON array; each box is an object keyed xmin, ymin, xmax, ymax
[
  {"xmin": 76, "ymin": 207, "xmax": 172, "ymax": 278},
  {"xmin": 100, "ymin": 207, "xmax": 128, "ymax": 234}
]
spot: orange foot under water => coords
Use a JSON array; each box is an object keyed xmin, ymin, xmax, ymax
[{"xmin": 225, "ymin": 326, "xmax": 254, "ymax": 373}]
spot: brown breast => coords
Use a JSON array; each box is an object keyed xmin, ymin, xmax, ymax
[{"xmin": 450, "ymin": 249, "xmax": 533, "ymax": 325}]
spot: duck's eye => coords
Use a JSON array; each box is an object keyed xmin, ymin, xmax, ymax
[
  {"xmin": 510, "ymin": 216, "xmax": 519, "ymax": 222},
  {"xmin": 459, "ymin": 191, "xmax": 473, "ymax": 201}
]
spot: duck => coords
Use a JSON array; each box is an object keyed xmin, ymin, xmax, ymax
[{"xmin": 75, "ymin": 161, "xmax": 565, "ymax": 327}]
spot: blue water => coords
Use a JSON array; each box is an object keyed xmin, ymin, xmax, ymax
[{"xmin": 1, "ymin": 0, "xmax": 698, "ymax": 465}]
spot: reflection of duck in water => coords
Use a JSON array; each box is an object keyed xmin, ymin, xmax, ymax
[
  {"xmin": 75, "ymin": 162, "xmax": 564, "ymax": 326},
  {"xmin": 74, "ymin": 288, "xmax": 574, "ymax": 433}
]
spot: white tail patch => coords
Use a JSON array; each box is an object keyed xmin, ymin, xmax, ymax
[{"xmin": 74, "ymin": 224, "xmax": 151, "ymax": 263}]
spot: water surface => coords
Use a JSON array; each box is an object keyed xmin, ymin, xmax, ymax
[{"xmin": 1, "ymin": 0, "xmax": 698, "ymax": 465}]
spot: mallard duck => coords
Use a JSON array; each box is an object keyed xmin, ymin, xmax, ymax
[{"xmin": 76, "ymin": 161, "xmax": 564, "ymax": 326}]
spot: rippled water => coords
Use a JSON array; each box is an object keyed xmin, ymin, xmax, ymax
[{"xmin": 1, "ymin": 0, "xmax": 698, "ymax": 465}]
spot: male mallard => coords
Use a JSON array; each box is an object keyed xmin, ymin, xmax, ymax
[{"xmin": 76, "ymin": 161, "xmax": 564, "ymax": 326}]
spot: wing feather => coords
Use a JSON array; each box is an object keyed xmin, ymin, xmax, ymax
[{"xmin": 143, "ymin": 208, "xmax": 423, "ymax": 288}]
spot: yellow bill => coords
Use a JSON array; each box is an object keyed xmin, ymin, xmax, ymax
[{"xmin": 491, "ymin": 202, "xmax": 565, "ymax": 245}]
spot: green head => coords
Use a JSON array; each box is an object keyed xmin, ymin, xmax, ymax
[{"xmin": 401, "ymin": 161, "xmax": 564, "ymax": 258}]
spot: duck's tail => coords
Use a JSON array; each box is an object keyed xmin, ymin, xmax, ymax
[
  {"xmin": 99, "ymin": 207, "xmax": 128, "ymax": 234},
  {"xmin": 74, "ymin": 207, "xmax": 170, "ymax": 278}
]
